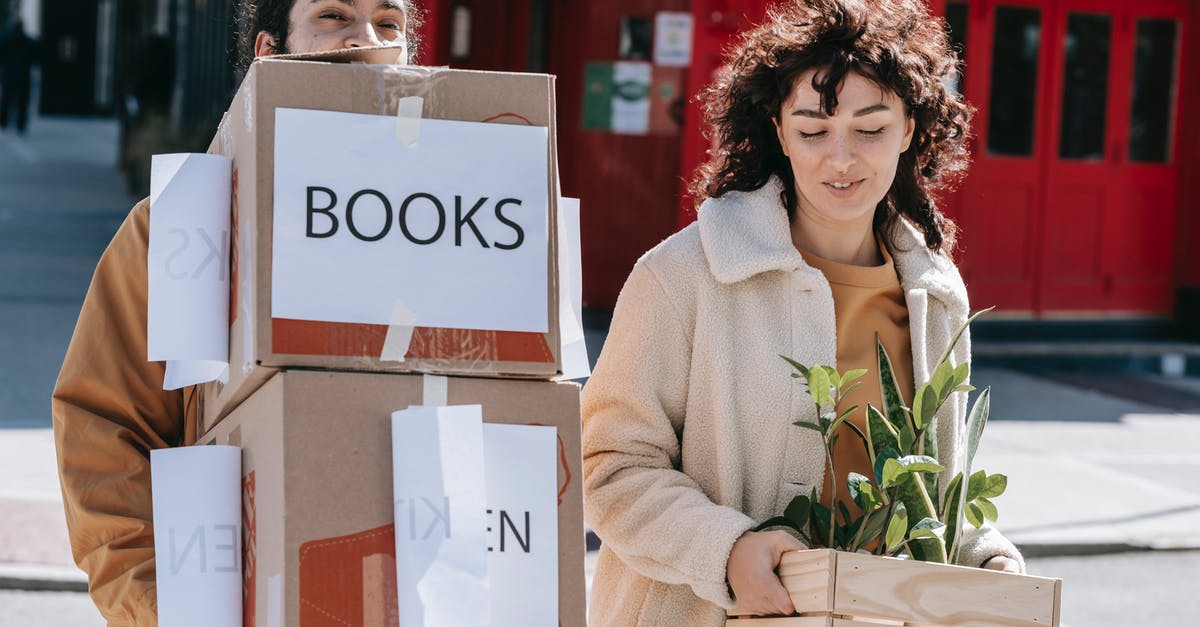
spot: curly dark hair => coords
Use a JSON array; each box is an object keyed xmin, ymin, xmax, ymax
[
  {"xmin": 688, "ymin": 0, "xmax": 970, "ymax": 254},
  {"xmin": 236, "ymin": 0, "xmax": 424, "ymax": 71}
]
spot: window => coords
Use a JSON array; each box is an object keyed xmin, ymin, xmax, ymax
[
  {"xmin": 1129, "ymin": 19, "xmax": 1179, "ymax": 163},
  {"xmin": 987, "ymin": 7, "xmax": 1042, "ymax": 156},
  {"xmin": 1059, "ymin": 13, "xmax": 1111, "ymax": 160}
]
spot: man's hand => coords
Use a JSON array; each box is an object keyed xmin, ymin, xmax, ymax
[
  {"xmin": 981, "ymin": 555, "xmax": 1021, "ymax": 573},
  {"xmin": 727, "ymin": 530, "xmax": 805, "ymax": 616}
]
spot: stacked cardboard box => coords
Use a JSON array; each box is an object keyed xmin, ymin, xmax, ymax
[{"xmin": 196, "ymin": 48, "xmax": 583, "ymax": 626}]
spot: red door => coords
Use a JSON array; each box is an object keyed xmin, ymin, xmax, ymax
[{"xmin": 949, "ymin": 0, "xmax": 1187, "ymax": 316}]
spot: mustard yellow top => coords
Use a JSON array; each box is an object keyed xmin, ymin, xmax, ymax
[{"xmin": 799, "ymin": 243, "xmax": 915, "ymax": 524}]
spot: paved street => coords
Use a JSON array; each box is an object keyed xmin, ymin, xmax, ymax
[{"xmin": 3, "ymin": 115, "xmax": 1200, "ymax": 625}]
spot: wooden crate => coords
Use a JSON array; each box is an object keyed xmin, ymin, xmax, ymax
[{"xmin": 727, "ymin": 549, "xmax": 1061, "ymax": 627}]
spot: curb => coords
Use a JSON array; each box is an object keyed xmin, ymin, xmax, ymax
[
  {"xmin": 1016, "ymin": 542, "xmax": 1200, "ymax": 559},
  {"xmin": 0, "ymin": 563, "xmax": 88, "ymax": 593}
]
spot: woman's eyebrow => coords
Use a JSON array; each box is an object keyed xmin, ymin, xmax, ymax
[{"xmin": 789, "ymin": 103, "xmax": 891, "ymax": 118}]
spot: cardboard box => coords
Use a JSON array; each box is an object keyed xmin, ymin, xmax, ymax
[
  {"xmin": 199, "ymin": 370, "xmax": 584, "ymax": 627},
  {"xmin": 200, "ymin": 48, "xmax": 562, "ymax": 429},
  {"xmin": 726, "ymin": 549, "xmax": 1061, "ymax": 626}
]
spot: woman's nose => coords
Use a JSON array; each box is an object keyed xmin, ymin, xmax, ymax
[{"xmin": 827, "ymin": 135, "xmax": 856, "ymax": 173}]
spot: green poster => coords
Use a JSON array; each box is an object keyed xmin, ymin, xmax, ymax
[{"xmin": 582, "ymin": 63, "xmax": 614, "ymax": 130}]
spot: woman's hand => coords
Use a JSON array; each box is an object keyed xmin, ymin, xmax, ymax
[
  {"xmin": 726, "ymin": 530, "xmax": 805, "ymax": 616},
  {"xmin": 981, "ymin": 555, "xmax": 1021, "ymax": 573}
]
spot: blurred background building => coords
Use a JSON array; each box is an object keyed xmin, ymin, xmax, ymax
[{"xmin": 9, "ymin": 0, "xmax": 1200, "ymax": 347}]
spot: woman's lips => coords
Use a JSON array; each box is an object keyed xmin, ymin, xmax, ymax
[{"xmin": 823, "ymin": 179, "xmax": 864, "ymax": 197}]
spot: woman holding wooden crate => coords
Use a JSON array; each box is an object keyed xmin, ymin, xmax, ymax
[{"xmin": 581, "ymin": 0, "xmax": 1025, "ymax": 624}]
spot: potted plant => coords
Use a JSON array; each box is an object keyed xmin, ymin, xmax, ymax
[{"xmin": 727, "ymin": 310, "xmax": 1062, "ymax": 626}]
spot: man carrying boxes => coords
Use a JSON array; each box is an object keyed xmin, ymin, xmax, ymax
[{"xmin": 51, "ymin": 1, "xmax": 584, "ymax": 625}]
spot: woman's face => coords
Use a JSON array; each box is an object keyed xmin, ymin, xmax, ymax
[
  {"xmin": 775, "ymin": 71, "xmax": 914, "ymax": 232},
  {"xmin": 255, "ymin": 0, "xmax": 409, "ymax": 57}
]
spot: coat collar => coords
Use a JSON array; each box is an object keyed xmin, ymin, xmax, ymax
[{"xmin": 696, "ymin": 177, "xmax": 968, "ymax": 312}]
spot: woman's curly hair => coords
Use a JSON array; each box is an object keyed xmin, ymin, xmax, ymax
[
  {"xmin": 688, "ymin": 0, "xmax": 971, "ymax": 254},
  {"xmin": 236, "ymin": 0, "xmax": 424, "ymax": 71}
]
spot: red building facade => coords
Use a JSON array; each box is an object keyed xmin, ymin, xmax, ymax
[{"xmin": 418, "ymin": 0, "xmax": 1199, "ymax": 326}]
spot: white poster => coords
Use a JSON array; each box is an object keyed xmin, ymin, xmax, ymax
[
  {"xmin": 391, "ymin": 405, "xmax": 490, "ymax": 626},
  {"xmin": 147, "ymin": 153, "xmax": 231, "ymax": 389},
  {"xmin": 483, "ymin": 423, "xmax": 559, "ymax": 627},
  {"xmin": 151, "ymin": 445, "xmax": 242, "ymax": 627},
  {"xmin": 654, "ymin": 12, "xmax": 694, "ymax": 67},
  {"xmin": 611, "ymin": 62, "xmax": 652, "ymax": 135},
  {"xmin": 272, "ymin": 108, "xmax": 550, "ymax": 333}
]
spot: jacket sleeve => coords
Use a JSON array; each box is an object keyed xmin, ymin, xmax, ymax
[
  {"xmin": 52, "ymin": 198, "xmax": 193, "ymax": 625},
  {"xmin": 582, "ymin": 259, "xmax": 756, "ymax": 609}
]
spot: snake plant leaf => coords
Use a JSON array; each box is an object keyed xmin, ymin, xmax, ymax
[
  {"xmin": 780, "ymin": 355, "xmax": 810, "ymax": 378},
  {"xmin": 807, "ymin": 367, "xmax": 834, "ymax": 409},
  {"xmin": 934, "ymin": 306, "xmax": 995, "ymax": 370},
  {"xmin": 965, "ymin": 387, "xmax": 991, "ymax": 472},
  {"xmin": 885, "ymin": 502, "xmax": 908, "ymax": 548},
  {"xmin": 912, "ymin": 384, "xmax": 938, "ymax": 431},
  {"xmin": 965, "ymin": 501, "xmax": 985, "ymax": 528},
  {"xmin": 839, "ymin": 368, "xmax": 868, "ymax": 388},
  {"xmin": 784, "ymin": 494, "xmax": 811, "ymax": 529},
  {"xmin": 876, "ymin": 338, "xmax": 911, "ymax": 435},
  {"xmin": 892, "ymin": 473, "xmax": 939, "ymax": 561},
  {"xmin": 942, "ymin": 472, "xmax": 965, "ymax": 562},
  {"xmin": 980, "ymin": 473, "xmax": 1008, "ymax": 499},
  {"xmin": 866, "ymin": 405, "xmax": 899, "ymax": 462},
  {"xmin": 873, "ymin": 446, "xmax": 900, "ymax": 487},
  {"xmin": 978, "ymin": 497, "xmax": 999, "ymax": 522}
]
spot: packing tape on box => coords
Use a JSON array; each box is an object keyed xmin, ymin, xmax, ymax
[
  {"xmin": 380, "ymin": 299, "xmax": 417, "ymax": 362},
  {"xmin": 394, "ymin": 96, "xmax": 424, "ymax": 146},
  {"xmin": 423, "ymin": 374, "xmax": 448, "ymax": 407}
]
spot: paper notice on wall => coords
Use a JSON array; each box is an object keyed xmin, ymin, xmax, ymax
[
  {"xmin": 151, "ymin": 445, "xmax": 242, "ymax": 627},
  {"xmin": 483, "ymin": 423, "xmax": 559, "ymax": 626},
  {"xmin": 654, "ymin": 12, "xmax": 694, "ymax": 67},
  {"xmin": 557, "ymin": 198, "xmax": 589, "ymax": 380},
  {"xmin": 147, "ymin": 153, "xmax": 232, "ymax": 389},
  {"xmin": 391, "ymin": 405, "xmax": 490, "ymax": 626},
  {"xmin": 611, "ymin": 62, "xmax": 652, "ymax": 135},
  {"xmin": 272, "ymin": 108, "xmax": 550, "ymax": 333}
]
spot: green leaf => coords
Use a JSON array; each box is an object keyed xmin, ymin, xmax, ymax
[
  {"xmin": 951, "ymin": 362, "xmax": 971, "ymax": 389},
  {"xmin": 965, "ymin": 501, "xmax": 984, "ymax": 528},
  {"xmin": 811, "ymin": 499, "xmax": 833, "ymax": 548},
  {"xmin": 980, "ymin": 473, "xmax": 1008, "ymax": 499},
  {"xmin": 912, "ymin": 384, "xmax": 938, "ymax": 430},
  {"xmin": 807, "ymin": 367, "xmax": 834, "ymax": 409},
  {"xmin": 873, "ymin": 447, "xmax": 900, "ymax": 487},
  {"xmin": 780, "ymin": 355, "xmax": 810, "ymax": 378},
  {"xmin": 752, "ymin": 515, "xmax": 801, "ymax": 533},
  {"xmin": 839, "ymin": 368, "xmax": 868, "ymax": 389},
  {"xmin": 898, "ymin": 424, "xmax": 916, "ymax": 453},
  {"xmin": 908, "ymin": 517, "xmax": 946, "ymax": 540},
  {"xmin": 846, "ymin": 473, "xmax": 881, "ymax": 512},
  {"xmin": 942, "ymin": 472, "xmax": 965, "ymax": 563},
  {"xmin": 866, "ymin": 405, "xmax": 899, "ymax": 463},
  {"xmin": 819, "ymin": 411, "xmax": 835, "ymax": 435},
  {"xmin": 953, "ymin": 384, "xmax": 976, "ymax": 393},
  {"xmin": 964, "ymin": 387, "xmax": 991, "ymax": 472},
  {"xmin": 784, "ymin": 495, "xmax": 811, "ymax": 529},
  {"xmin": 934, "ymin": 306, "xmax": 995, "ymax": 370},
  {"xmin": 840, "ymin": 381, "xmax": 863, "ymax": 401},
  {"xmin": 908, "ymin": 518, "xmax": 949, "ymax": 563},
  {"xmin": 885, "ymin": 503, "xmax": 908, "ymax": 548},
  {"xmin": 792, "ymin": 420, "xmax": 824, "ymax": 434},
  {"xmin": 966, "ymin": 469, "xmax": 987, "ymax": 501},
  {"xmin": 836, "ymin": 500, "xmax": 853, "ymax": 529},
  {"xmin": 855, "ymin": 506, "xmax": 890, "ymax": 551},
  {"xmin": 876, "ymin": 338, "xmax": 911, "ymax": 436},
  {"xmin": 896, "ymin": 455, "xmax": 944, "ymax": 475},
  {"xmin": 882, "ymin": 457, "xmax": 906, "ymax": 488},
  {"xmin": 930, "ymin": 359, "xmax": 955, "ymax": 401},
  {"xmin": 978, "ymin": 497, "xmax": 999, "ymax": 522},
  {"xmin": 828, "ymin": 405, "xmax": 861, "ymax": 439}
]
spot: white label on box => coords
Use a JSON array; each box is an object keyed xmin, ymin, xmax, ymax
[
  {"xmin": 392, "ymin": 405, "xmax": 490, "ymax": 626},
  {"xmin": 557, "ymin": 198, "xmax": 590, "ymax": 380},
  {"xmin": 147, "ymin": 153, "xmax": 231, "ymax": 389},
  {"xmin": 151, "ymin": 445, "xmax": 242, "ymax": 627},
  {"xmin": 483, "ymin": 423, "xmax": 559, "ymax": 627},
  {"xmin": 272, "ymin": 108, "xmax": 550, "ymax": 333}
]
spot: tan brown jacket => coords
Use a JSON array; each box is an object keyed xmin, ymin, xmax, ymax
[{"xmin": 52, "ymin": 198, "xmax": 198, "ymax": 625}]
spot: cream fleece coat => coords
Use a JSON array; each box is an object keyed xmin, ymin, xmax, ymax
[{"xmin": 582, "ymin": 178, "xmax": 1023, "ymax": 626}]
